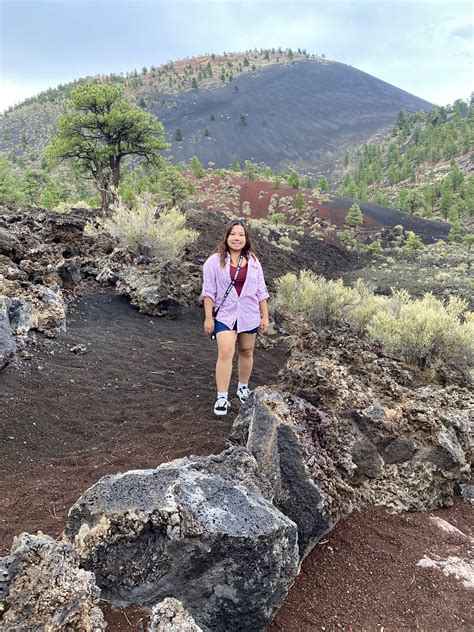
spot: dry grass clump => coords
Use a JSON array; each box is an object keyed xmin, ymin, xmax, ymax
[
  {"xmin": 275, "ymin": 270, "xmax": 473, "ymax": 371},
  {"xmin": 85, "ymin": 194, "xmax": 198, "ymax": 262}
]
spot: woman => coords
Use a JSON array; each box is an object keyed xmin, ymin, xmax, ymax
[{"xmin": 201, "ymin": 219, "xmax": 269, "ymax": 415}]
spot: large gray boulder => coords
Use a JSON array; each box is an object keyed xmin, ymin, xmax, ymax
[
  {"xmin": 0, "ymin": 296, "xmax": 16, "ymax": 367},
  {"xmin": 30, "ymin": 284, "xmax": 67, "ymax": 336},
  {"xmin": 232, "ymin": 388, "xmax": 355, "ymax": 560},
  {"xmin": 65, "ymin": 446, "xmax": 299, "ymax": 632},
  {"xmin": 115, "ymin": 259, "xmax": 201, "ymax": 318},
  {"xmin": 0, "ymin": 532, "xmax": 105, "ymax": 631}
]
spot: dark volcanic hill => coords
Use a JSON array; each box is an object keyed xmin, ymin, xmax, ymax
[
  {"xmin": 150, "ymin": 60, "xmax": 432, "ymax": 175},
  {"xmin": 0, "ymin": 57, "xmax": 431, "ymax": 178}
]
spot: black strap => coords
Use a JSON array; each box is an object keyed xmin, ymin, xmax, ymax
[{"xmin": 213, "ymin": 255, "xmax": 243, "ymax": 317}]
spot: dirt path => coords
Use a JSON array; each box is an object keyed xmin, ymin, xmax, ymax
[
  {"xmin": 1, "ymin": 289, "xmax": 472, "ymax": 631},
  {"xmin": 0, "ymin": 288, "xmax": 286, "ymax": 553}
]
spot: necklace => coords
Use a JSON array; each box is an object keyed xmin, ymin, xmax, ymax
[{"xmin": 231, "ymin": 255, "xmax": 245, "ymax": 267}]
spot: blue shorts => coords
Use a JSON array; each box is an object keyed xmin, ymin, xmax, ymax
[{"xmin": 215, "ymin": 320, "xmax": 259, "ymax": 335}]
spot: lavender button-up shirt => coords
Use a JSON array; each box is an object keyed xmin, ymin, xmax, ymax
[{"xmin": 201, "ymin": 253, "xmax": 269, "ymax": 332}]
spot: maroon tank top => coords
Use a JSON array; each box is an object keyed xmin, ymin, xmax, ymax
[{"xmin": 230, "ymin": 264, "xmax": 248, "ymax": 296}]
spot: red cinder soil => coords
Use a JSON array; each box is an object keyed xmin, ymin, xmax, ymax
[{"xmin": 1, "ymin": 289, "xmax": 471, "ymax": 631}]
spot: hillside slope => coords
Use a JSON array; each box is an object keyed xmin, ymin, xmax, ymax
[
  {"xmin": 337, "ymin": 101, "xmax": 474, "ymax": 227},
  {"xmin": 0, "ymin": 57, "xmax": 431, "ymax": 177}
]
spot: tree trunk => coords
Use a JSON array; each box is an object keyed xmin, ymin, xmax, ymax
[
  {"xmin": 100, "ymin": 188, "xmax": 108, "ymax": 217},
  {"xmin": 100, "ymin": 179, "xmax": 112, "ymax": 217}
]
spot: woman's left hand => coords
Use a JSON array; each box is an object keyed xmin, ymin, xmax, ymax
[{"xmin": 259, "ymin": 317, "xmax": 269, "ymax": 333}]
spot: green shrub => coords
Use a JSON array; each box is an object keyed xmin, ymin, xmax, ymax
[
  {"xmin": 368, "ymin": 291, "xmax": 473, "ymax": 369},
  {"xmin": 363, "ymin": 238, "xmax": 383, "ymax": 257},
  {"xmin": 275, "ymin": 271, "xmax": 473, "ymax": 370},
  {"xmin": 347, "ymin": 280, "xmax": 385, "ymax": 333},
  {"xmin": 86, "ymin": 195, "xmax": 198, "ymax": 262},
  {"xmin": 275, "ymin": 270, "xmax": 359, "ymax": 325},
  {"xmin": 267, "ymin": 211, "xmax": 286, "ymax": 225}
]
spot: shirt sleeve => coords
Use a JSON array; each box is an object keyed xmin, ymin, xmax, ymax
[
  {"xmin": 256, "ymin": 260, "xmax": 269, "ymax": 302},
  {"xmin": 201, "ymin": 256, "xmax": 218, "ymax": 302}
]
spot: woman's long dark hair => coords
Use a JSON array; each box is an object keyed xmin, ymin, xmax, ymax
[{"xmin": 215, "ymin": 219, "xmax": 256, "ymax": 267}]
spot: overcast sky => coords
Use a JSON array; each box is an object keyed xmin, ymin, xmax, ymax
[{"xmin": 0, "ymin": 0, "xmax": 472, "ymax": 112}]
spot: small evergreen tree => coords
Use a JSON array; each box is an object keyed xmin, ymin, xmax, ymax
[
  {"xmin": 340, "ymin": 229, "xmax": 352, "ymax": 247},
  {"xmin": 239, "ymin": 113, "xmax": 248, "ymax": 126},
  {"xmin": 40, "ymin": 185, "xmax": 60, "ymax": 208},
  {"xmin": 317, "ymin": 176, "xmax": 329, "ymax": 192},
  {"xmin": 287, "ymin": 171, "xmax": 299, "ymax": 189},
  {"xmin": 189, "ymin": 155, "xmax": 205, "ymax": 178},
  {"xmin": 345, "ymin": 203, "xmax": 364, "ymax": 226},
  {"xmin": 244, "ymin": 160, "xmax": 258, "ymax": 181},
  {"xmin": 158, "ymin": 164, "xmax": 189, "ymax": 206},
  {"xmin": 175, "ymin": 128, "xmax": 183, "ymax": 142},
  {"xmin": 403, "ymin": 231, "xmax": 424, "ymax": 256},
  {"xmin": 295, "ymin": 191, "xmax": 305, "ymax": 210},
  {"xmin": 364, "ymin": 238, "xmax": 383, "ymax": 257},
  {"xmin": 462, "ymin": 233, "xmax": 474, "ymax": 250},
  {"xmin": 231, "ymin": 154, "xmax": 241, "ymax": 172},
  {"xmin": 448, "ymin": 216, "xmax": 462, "ymax": 243}
]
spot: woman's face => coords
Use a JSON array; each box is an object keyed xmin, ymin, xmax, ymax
[{"xmin": 227, "ymin": 224, "xmax": 247, "ymax": 252}]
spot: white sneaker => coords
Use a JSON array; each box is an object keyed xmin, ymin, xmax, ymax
[
  {"xmin": 237, "ymin": 386, "xmax": 251, "ymax": 404},
  {"xmin": 214, "ymin": 397, "xmax": 230, "ymax": 416}
]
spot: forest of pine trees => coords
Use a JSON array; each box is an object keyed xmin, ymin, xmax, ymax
[{"xmin": 339, "ymin": 99, "xmax": 474, "ymax": 223}]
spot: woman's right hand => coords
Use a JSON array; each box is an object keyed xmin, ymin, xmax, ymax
[{"xmin": 204, "ymin": 317, "xmax": 215, "ymax": 336}]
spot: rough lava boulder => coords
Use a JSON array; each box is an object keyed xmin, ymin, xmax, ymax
[
  {"xmin": 0, "ymin": 532, "xmax": 105, "ymax": 631},
  {"xmin": 115, "ymin": 259, "xmax": 201, "ymax": 318},
  {"xmin": 231, "ymin": 388, "xmax": 355, "ymax": 560},
  {"xmin": 64, "ymin": 446, "xmax": 299, "ymax": 632},
  {"xmin": 274, "ymin": 310, "xmax": 473, "ymax": 512}
]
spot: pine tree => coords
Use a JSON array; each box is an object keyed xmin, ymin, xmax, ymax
[
  {"xmin": 403, "ymin": 231, "xmax": 424, "ymax": 256},
  {"xmin": 345, "ymin": 203, "xmax": 364, "ymax": 226},
  {"xmin": 244, "ymin": 160, "xmax": 258, "ymax": 181},
  {"xmin": 317, "ymin": 176, "xmax": 329, "ymax": 192},
  {"xmin": 287, "ymin": 171, "xmax": 299, "ymax": 189},
  {"xmin": 175, "ymin": 128, "xmax": 183, "ymax": 142},
  {"xmin": 189, "ymin": 155, "xmax": 205, "ymax": 178},
  {"xmin": 295, "ymin": 191, "xmax": 305, "ymax": 210},
  {"xmin": 340, "ymin": 229, "xmax": 352, "ymax": 247},
  {"xmin": 45, "ymin": 84, "xmax": 168, "ymax": 215},
  {"xmin": 364, "ymin": 238, "xmax": 383, "ymax": 257},
  {"xmin": 448, "ymin": 215, "xmax": 462, "ymax": 243},
  {"xmin": 231, "ymin": 154, "xmax": 241, "ymax": 172}
]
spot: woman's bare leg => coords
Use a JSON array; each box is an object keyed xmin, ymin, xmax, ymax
[
  {"xmin": 237, "ymin": 332, "xmax": 257, "ymax": 384},
  {"xmin": 216, "ymin": 331, "xmax": 237, "ymax": 393}
]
